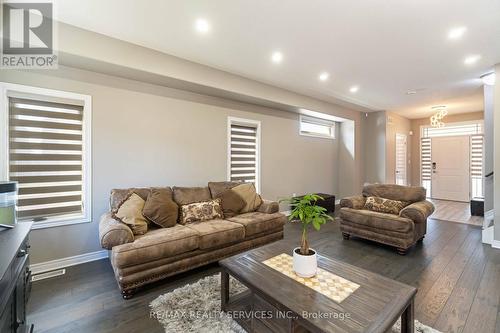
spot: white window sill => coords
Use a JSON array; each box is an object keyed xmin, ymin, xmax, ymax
[
  {"xmin": 22, "ymin": 215, "xmax": 92, "ymax": 230},
  {"xmin": 299, "ymin": 132, "xmax": 336, "ymax": 140}
]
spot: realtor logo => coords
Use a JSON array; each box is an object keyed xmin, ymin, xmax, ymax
[{"xmin": 1, "ymin": 1, "xmax": 57, "ymax": 68}]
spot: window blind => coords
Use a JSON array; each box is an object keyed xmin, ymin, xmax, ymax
[
  {"xmin": 470, "ymin": 135, "xmax": 483, "ymax": 198},
  {"xmin": 299, "ymin": 115, "xmax": 335, "ymax": 139},
  {"xmin": 229, "ymin": 123, "xmax": 258, "ymax": 186},
  {"xmin": 8, "ymin": 97, "xmax": 84, "ymax": 221},
  {"xmin": 421, "ymin": 137, "xmax": 431, "ymax": 197}
]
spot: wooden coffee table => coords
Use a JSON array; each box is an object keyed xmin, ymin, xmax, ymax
[{"xmin": 220, "ymin": 241, "xmax": 416, "ymax": 333}]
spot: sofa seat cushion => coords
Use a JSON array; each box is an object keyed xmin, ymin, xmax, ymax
[
  {"xmin": 185, "ymin": 219, "xmax": 245, "ymax": 249},
  {"xmin": 340, "ymin": 207, "xmax": 414, "ymax": 233},
  {"xmin": 112, "ymin": 224, "xmax": 199, "ymax": 268},
  {"xmin": 227, "ymin": 212, "xmax": 286, "ymax": 236}
]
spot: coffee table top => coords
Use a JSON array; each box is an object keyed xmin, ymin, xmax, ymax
[{"xmin": 220, "ymin": 241, "xmax": 417, "ymax": 333}]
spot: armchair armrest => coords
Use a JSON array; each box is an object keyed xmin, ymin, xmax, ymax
[
  {"xmin": 340, "ymin": 195, "xmax": 366, "ymax": 210},
  {"xmin": 257, "ymin": 200, "xmax": 280, "ymax": 214},
  {"xmin": 99, "ymin": 212, "xmax": 134, "ymax": 250},
  {"xmin": 399, "ymin": 200, "xmax": 435, "ymax": 224}
]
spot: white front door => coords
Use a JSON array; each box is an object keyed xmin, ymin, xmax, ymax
[
  {"xmin": 431, "ymin": 136, "xmax": 470, "ymax": 202},
  {"xmin": 395, "ymin": 133, "xmax": 407, "ymax": 185}
]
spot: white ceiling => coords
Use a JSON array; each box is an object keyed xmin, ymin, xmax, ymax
[{"xmin": 54, "ymin": 0, "xmax": 500, "ymax": 119}]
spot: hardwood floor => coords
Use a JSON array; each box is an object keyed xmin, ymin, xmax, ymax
[
  {"xmin": 27, "ymin": 217, "xmax": 500, "ymax": 333},
  {"xmin": 430, "ymin": 199, "xmax": 484, "ymax": 227}
]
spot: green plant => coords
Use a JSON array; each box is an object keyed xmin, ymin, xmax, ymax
[{"xmin": 280, "ymin": 194, "xmax": 333, "ymax": 255}]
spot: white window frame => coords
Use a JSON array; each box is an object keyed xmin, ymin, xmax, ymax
[
  {"xmin": 299, "ymin": 114, "xmax": 336, "ymax": 140},
  {"xmin": 0, "ymin": 82, "xmax": 92, "ymax": 229},
  {"xmin": 227, "ymin": 116, "xmax": 261, "ymax": 193}
]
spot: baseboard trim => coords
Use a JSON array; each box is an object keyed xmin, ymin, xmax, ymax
[
  {"xmin": 31, "ymin": 250, "xmax": 109, "ymax": 275},
  {"xmin": 492, "ymin": 240, "xmax": 500, "ymax": 249}
]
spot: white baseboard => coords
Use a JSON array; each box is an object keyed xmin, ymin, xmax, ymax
[
  {"xmin": 31, "ymin": 250, "xmax": 109, "ymax": 275},
  {"xmin": 492, "ymin": 239, "xmax": 500, "ymax": 249}
]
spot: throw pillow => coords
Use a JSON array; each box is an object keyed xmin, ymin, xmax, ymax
[
  {"xmin": 363, "ymin": 196, "xmax": 407, "ymax": 215},
  {"xmin": 231, "ymin": 183, "xmax": 262, "ymax": 213},
  {"xmin": 216, "ymin": 188, "xmax": 246, "ymax": 218},
  {"xmin": 208, "ymin": 181, "xmax": 242, "ymax": 198},
  {"xmin": 112, "ymin": 193, "xmax": 148, "ymax": 235},
  {"xmin": 142, "ymin": 188, "xmax": 178, "ymax": 228},
  {"xmin": 180, "ymin": 198, "xmax": 224, "ymax": 224}
]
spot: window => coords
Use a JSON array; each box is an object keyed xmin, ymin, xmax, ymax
[
  {"xmin": 470, "ymin": 135, "xmax": 483, "ymax": 198},
  {"xmin": 421, "ymin": 122, "xmax": 483, "ymax": 138},
  {"xmin": 299, "ymin": 115, "xmax": 335, "ymax": 139},
  {"xmin": 227, "ymin": 117, "xmax": 260, "ymax": 192},
  {"xmin": 420, "ymin": 137, "xmax": 431, "ymax": 197},
  {"xmin": 0, "ymin": 83, "xmax": 92, "ymax": 229}
]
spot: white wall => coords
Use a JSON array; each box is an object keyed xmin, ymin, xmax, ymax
[{"xmin": 494, "ymin": 64, "xmax": 500, "ymax": 241}]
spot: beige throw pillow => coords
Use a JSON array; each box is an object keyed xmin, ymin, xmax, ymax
[
  {"xmin": 231, "ymin": 183, "xmax": 262, "ymax": 213},
  {"xmin": 180, "ymin": 198, "xmax": 224, "ymax": 224},
  {"xmin": 112, "ymin": 193, "xmax": 148, "ymax": 235}
]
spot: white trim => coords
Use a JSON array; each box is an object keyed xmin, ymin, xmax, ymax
[
  {"xmin": 0, "ymin": 82, "xmax": 92, "ymax": 229},
  {"xmin": 227, "ymin": 116, "xmax": 261, "ymax": 193},
  {"xmin": 492, "ymin": 240, "xmax": 500, "ymax": 249},
  {"xmin": 30, "ymin": 250, "xmax": 108, "ymax": 275}
]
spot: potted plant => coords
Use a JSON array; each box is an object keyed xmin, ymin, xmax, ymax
[{"xmin": 281, "ymin": 194, "xmax": 333, "ymax": 277}]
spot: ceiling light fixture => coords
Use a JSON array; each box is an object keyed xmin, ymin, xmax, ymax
[
  {"xmin": 430, "ymin": 106, "xmax": 448, "ymax": 127},
  {"xmin": 319, "ymin": 72, "xmax": 329, "ymax": 81},
  {"xmin": 406, "ymin": 90, "xmax": 417, "ymax": 95},
  {"xmin": 480, "ymin": 72, "xmax": 496, "ymax": 86},
  {"xmin": 195, "ymin": 18, "xmax": 210, "ymax": 34},
  {"xmin": 349, "ymin": 86, "xmax": 359, "ymax": 93},
  {"xmin": 448, "ymin": 26, "xmax": 467, "ymax": 40},
  {"xmin": 271, "ymin": 51, "xmax": 283, "ymax": 64},
  {"xmin": 464, "ymin": 55, "xmax": 481, "ymax": 65}
]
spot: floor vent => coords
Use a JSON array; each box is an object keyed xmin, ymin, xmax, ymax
[{"xmin": 31, "ymin": 269, "xmax": 66, "ymax": 282}]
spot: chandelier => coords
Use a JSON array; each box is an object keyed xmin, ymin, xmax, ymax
[{"xmin": 430, "ymin": 106, "xmax": 448, "ymax": 128}]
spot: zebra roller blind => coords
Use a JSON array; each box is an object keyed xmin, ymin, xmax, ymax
[
  {"xmin": 8, "ymin": 97, "xmax": 84, "ymax": 221},
  {"xmin": 228, "ymin": 119, "xmax": 260, "ymax": 191}
]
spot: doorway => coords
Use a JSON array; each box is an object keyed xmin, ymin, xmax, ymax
[
  {"xmin": 431, "ymin": 136, "xmax": 470, "ymax": 202},
  {"xmin": 395, "ymin": 133, "xmax": 407, "ymax": 185}
]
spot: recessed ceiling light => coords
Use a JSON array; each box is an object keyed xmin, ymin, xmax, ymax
[
  {"xmin": 464, "ymin": 55, "xmax": 481, "ymax": 65},
  {"xmin": 195, "ymin": 18, "xmax": 210, "ymax": 34},
  {"xmin": 271, "ymin": 51, "xmax": 283, "ymax": 64},
  {"xmin": 406, "ymin": 90, "xmax": 417, "ymax": 95},
  {"xmin": 448, "ymin": 26, "xmax": 467, "ymax": 40},
  {"xmin": 349, "ymin": 86, "xmax": 359, "ymax": 93},
  {"xmin": 318, "ymin": 72, "xmax": 329, "ymax": 81}
]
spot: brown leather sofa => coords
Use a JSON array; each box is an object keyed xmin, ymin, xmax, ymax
[
  {"xmin": 339, "ymin": 184, "xmax": 434, "ymax": 255},
  {"xmin": 99, "ymin": 185, "xmax": 285, "ymax": 298}
]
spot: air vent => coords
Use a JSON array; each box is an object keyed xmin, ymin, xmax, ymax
[{"xmin": 31, "ymin": 268, "xmax": 66, "ymax": 282}]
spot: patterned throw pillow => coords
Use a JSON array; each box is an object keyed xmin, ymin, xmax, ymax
[
  {"xmin": 363, "ymin": 196, "xmax": 407, "ymax": 215},
  {"xmin": 180, "ymin": 198, "xmax": 224, "ymax": 224}
]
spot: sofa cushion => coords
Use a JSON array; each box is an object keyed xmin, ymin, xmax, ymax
[
  {"xmin": 143, "ymin": 188, "xmax": 178, "ymax": 228},
  {"xmin": 185, "ymin": 219, "xmax": 245, "ymax": 249},
  {"xmin": 363, "ymin": 196, "xmax": 407, "ymax": 215},
  {"xmin": 227, "ymin": 212, "xmax": 286, "ymax": 236},
  {"xmin": 110, "ymin": 187, "xmax": 152, "ymax": 211},
  {"xmin": 231, "ymin": 183, "xmax": 262, "ymax": 213},
  {"xmin": 340, "ymin": 207, "xmax": 414, "ymax": 233},
  {"xmin": 179, "ymin": 199, "xmax": 224, "ymax": 224},
  {"xmin": 208, "ymin": 181, "xmax": 242, "ymax": 198},
  {"xmin": 173, "ymin": 186, "xmax": 212, "ymax": 205},
  {"xmin": 112, "ymin": 224, "xmax": 199, "ymax": 268},
  {"xmin": 112, "ymin": 193, "xmax": 148, "ymax": 235},
  {"xmin": 362, "ymin": 184, "xmax": 426, "ymax": 204}
]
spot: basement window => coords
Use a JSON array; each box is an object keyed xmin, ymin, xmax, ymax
[
  {"xmin": 299, "ymin": 115, "xmax": 335, "ymax": 139},
  {"xmin": 0, "ymin": 83, "xmax": 92, "ymax": 229}
]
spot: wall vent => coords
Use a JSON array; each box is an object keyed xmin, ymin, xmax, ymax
[{"xmin": 31, "ymin": 269, "xmax": 66, "ymax": 282}]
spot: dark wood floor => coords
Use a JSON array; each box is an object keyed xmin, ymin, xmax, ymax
[{"xmin": 28, "ymin": 217, "xmax": 500, "ymax": 333}]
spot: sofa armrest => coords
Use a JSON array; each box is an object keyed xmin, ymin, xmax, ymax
[
  {"xmin": 257, "ymin": 200, "xmax": 280, "ymax": 214},
  {"xmin": 399, "ymin": 200, "xmax": 435, "ymax": 224},
  {"xmin": 340, "ymin": 195, "xmax": 366, "ymax": 209},
  {"xmin": 99, "ymin": 212, "xmax": 134, "ymax": 250}
]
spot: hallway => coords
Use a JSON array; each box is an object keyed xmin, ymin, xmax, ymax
[{"xmin": 429, "ymin": 199, "xmax": 483, "ymax": 226}]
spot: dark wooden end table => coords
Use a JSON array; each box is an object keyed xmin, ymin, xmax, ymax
[{"xmin": 220, "ymin": 241, "xmax": 416, "ymax": 333}]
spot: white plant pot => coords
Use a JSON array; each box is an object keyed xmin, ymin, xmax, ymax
[{"xmin": 292, "ymin": 247, "xmax": 317, "ymax": 278}]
